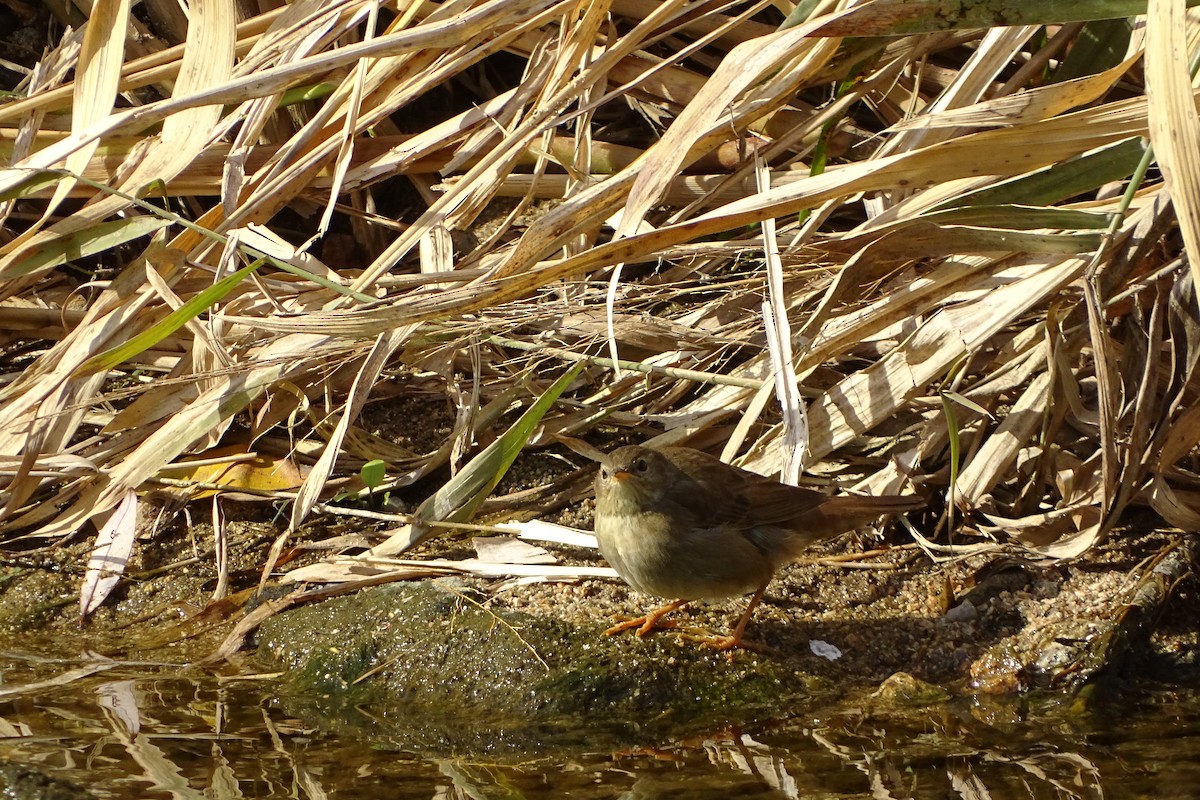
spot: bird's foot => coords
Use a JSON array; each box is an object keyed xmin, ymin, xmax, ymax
[
  {"xmin": 679, "ymin": 631, "xmax": 768, "ymax": 654},
  {"xmin": 605, "ymin": 599, "xmax": 691, "ymax": 638},
  {"xmin": 604, "ymin": 614, "xmax": 679, "ymax": 637}
]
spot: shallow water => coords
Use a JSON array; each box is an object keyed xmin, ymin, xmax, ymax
[{"xmin": 2, "ymin": 649, "xmax": 1198, "ymax": 799}]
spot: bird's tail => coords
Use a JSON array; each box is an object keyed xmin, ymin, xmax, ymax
[
  {"xmin": 814, "ymin": 494, "xmax": 925, "ymax": 535},
  {"xmin": 754, "ymin": 492, "xmax": 925, "ymax": 564},
  {"xmin": 829, "ymin": 493, "xmax": 925, "ymax": 520}
]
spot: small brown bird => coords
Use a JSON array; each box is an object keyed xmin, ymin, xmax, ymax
[{"xmin": 593, "ymin": 445, "xmax": 923, "ymax": 650}]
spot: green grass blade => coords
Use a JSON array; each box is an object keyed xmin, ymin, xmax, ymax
[
  {"xmin": 5, "ymin": 217, "xmax": 172, "ymax": 278},
  {"xmin": 416, "ymin": 362, "xmax": 586, "ymax": 526},
  {"xmin": 75, "ymin": 261, "xmax": 260, "ymax": 375}
]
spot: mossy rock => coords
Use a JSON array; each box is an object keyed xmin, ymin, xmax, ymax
[{"xmin": 256, "ymin": 580, "xmax": 839, "ymax": 754}]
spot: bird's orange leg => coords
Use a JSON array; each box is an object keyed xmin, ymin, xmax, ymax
[
  {"xmin": 605, "ymin": 599, "xmax": 691, "ymax": 637},
  {"xmin": 696, "ymin": 583, "xmax": 768, "ymax": 651}
]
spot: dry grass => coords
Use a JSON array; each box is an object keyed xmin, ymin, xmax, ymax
[{"xmin": 1, "ymin": 0, "xmax": 1198, "ymax": 587}]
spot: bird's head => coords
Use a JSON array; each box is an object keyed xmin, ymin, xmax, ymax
[{"xmin": 595, "ymin": 445, "xmax": 673, "ymax": 511}]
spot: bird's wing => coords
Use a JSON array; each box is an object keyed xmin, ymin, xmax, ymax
[
  {"xmin": 659, "ymin": 447, "xmax": 828, "ymax": 529},
  {"xmin": 736, "ymin": 478, "xmax": 830, "ymax": 526}
]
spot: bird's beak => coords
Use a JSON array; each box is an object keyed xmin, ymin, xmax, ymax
[{"xmin": 611, "ymin": 469, "xmax": 632, "ymax": 482}]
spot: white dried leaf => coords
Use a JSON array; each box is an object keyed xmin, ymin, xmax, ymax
[
  {"xmin": 80, "ymin": 490, "xmax": 138, "ymax": 619},
  {"xmin": 473, "ymin": 536, "xmax": 557, "ymax": 565},
  {"xmin": 809, "ymin": 640, "xmax": 842, "ymax": 661}
]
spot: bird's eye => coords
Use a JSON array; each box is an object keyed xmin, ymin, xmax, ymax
[
  {"xmin": 632, "ymin": 457, "xmax": 648, "ymax": 473},
  {"xmin": 600, "ymin": 466, "xmax": 610, "ymax": 479}
]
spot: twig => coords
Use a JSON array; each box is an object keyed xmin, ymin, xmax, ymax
[{"xmin": 488, "ymin": 334, "xmax": 765, "ymax": 389}]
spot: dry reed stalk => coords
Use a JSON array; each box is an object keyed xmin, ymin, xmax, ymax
[{"xmin": 0, "ymin": 0, "xmax": 1195, "ymax": 587}]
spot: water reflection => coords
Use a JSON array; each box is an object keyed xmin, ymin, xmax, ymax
[{"xmin": 1, "ymin": 649, "xmax": 1197, "ymax": 799}]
